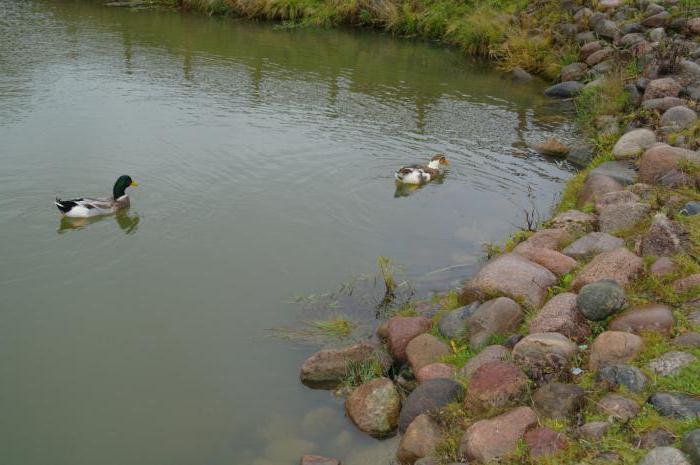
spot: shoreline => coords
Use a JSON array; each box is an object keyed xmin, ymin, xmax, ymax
[{"xmin": 141, "ymin": 0, "xmax": 700, "ymax": 463}]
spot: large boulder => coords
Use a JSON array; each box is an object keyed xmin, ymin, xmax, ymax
[
  {"xmin": 598, "ymin": 202, "xmax": 650, "ymax": 233},
  {"xmin": 406, "ymin": 334, "xmax": 451, "ymax": 374},
  {"xmin": 300, "ymin": 341, "xmax": 391, "ymax": 389},
  {"xmin": 465, "ymin": 297, "xmax": 523, "ymax": 348},
  {"xmin": 599, "ymin": 394, "xmax": 640, "ymax": 421},
  {"xmin": 578, "ymin": 174, "xmax": 624, "ymax": 207},
  {"xmin": 571, "ymin": 248, "xmax": 643, "ymax": 291},
  {"xmin": 512, "ymin": 332, "xmax": 578, "ymax": 382},
  {"xmin": 529, "ymin": 293, "xmax": 591, "ymax": 341},
  {"xmin": 544, "ymin": 81, "xmax": 584, "ymax": 98},
  {"xmin": 644, "ymin": 77, "xmax": 682, "ymax": 101},
  {"xmin": 385, "ymin": 316, "xmax": 432, "ymax": 362},
  {"xmin": 639, "ymin": 447, "xmax": 692, "ymax": 465},
  {"xmin": 649, "ymin": 392, "xmax": 700, "ymax": 419},
  {"xmin": 514, "ymin": 228, "xmax": 572, "ymax": 251},
  {"xmin": 681, "ymin": 429, "xmax": 700, "ymax": 465},
  {"xmin": 576, "ymin": 279, "xmax": 626, "ymax": 321},
  {"xmin": 396, "ymin": 414, "xmax": 441, "ymax": 465},
  {"xmin": 596, "ymin": 363, "xmax": 648, "ymax": 393},
  {"xmin": 458, "ymin": 407, "xmax": 538, "ymax": 463},
  {"xmin": 399, "ymin": 379, "xmax": 464, "ymax": 432},
  {"xmin": 660, "ymin": 106, "xmax": 698, "ymax": 131},
  {"xmin": 464, "ymin": 361, "xmax": 529, "ymax": 413},
  {"xmin": 460, "ymin": 254, "xmax": 556, "ymax": 309},
  {"xmin": 438, "ymin": 303, "xmax": 478, "ymax": 339},
  {"xmin": 608, "ymin": 303, "xmax": 675, "ymax": 335},
  {"xmin": 345, "ymin": 378, "xmax": 401, "ymax": 437},
  {"xmin": 590, "ymin": 331, "xmax": 643, "ymax": 371},
  {"xmin": 612, "ymin": 128, "xmax": 656, "ymax": 159},
  {"xmin": 459, "ymin": 345, "xmax": 510, "ymax": 378},
  {"xmin": 416, "ymin": 363, "xmax": 456, "ymax": 384},
  {"xmin": 513, "ymin": 246, "xmax": 577, "ymax": 276},
  {"xmin": 532, "ymin": 382, "xmax": 585, "ymax": 419},
  {"xmin": 640, "ymin": 214, "xmax": 686, "ymax": 257},
  {"xmin": 525, "ymin": 427, "xmax": 567, "ymax": 458},
  {"xmin": 549, "ymin": 209, "xmax": 597, "ymax": 235},
  {"xmin": 563, "ymin": 232, "xmax": 624, "ymax": 259},
  {"xmin": 639, "ymin": 145, "xmax": 700, "ymax": 185}
]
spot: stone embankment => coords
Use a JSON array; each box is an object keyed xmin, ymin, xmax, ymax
[{"xmin": 298, "ymin": 0, "xmax": 700, "ymax": 463}]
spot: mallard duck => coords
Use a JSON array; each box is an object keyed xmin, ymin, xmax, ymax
[
  {"xmin": 55, "ymin": 175, "xmax": 138, "ymax": 218},
  {"xmin": 394, "ymin": 154, "xmax": 450, "ymax": 184}
]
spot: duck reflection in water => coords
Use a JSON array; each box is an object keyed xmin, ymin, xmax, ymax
[
  {"xmin": 58, "ymin": 209, "xmax": 140, "ymax": 235},
  {"xmin": 394, "ymin": 174, "xmax": 446, "ymax": 198}
]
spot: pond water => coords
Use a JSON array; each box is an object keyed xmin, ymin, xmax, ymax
[{"xmin": 0, "ymin": 1, "xmax": 577, "ymax": 464}]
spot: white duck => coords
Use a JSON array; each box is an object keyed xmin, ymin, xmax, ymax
[{"xmin": 394, "ymin": 154, "xmax": 450, "ymax": 184}]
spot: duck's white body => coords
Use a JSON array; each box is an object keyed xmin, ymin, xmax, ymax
[{"xmin": 395, "ymin": 157, "xmax": 447, "ymax": 185}]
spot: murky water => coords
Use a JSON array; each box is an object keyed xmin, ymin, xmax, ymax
[{"xmin": 0, "ymin": 1, "xmax": 577, "ymax": 464}]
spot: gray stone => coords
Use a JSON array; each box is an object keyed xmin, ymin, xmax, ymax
[
  {"xmin": 620, "ymin": 32, "xmax": 646, "ymax": 48},
  {"xmin": 466, "ymin": 297, "xmax": 523, "ymax": 348},
  {"xmin": 599, "ymin": 394, "xmax": 641, "ymax": 421},
  {"xmin": 622, "ymin": 22, "xmax": 645, "ymax": 34},
  {"xmin": 649, "ymin": 392, "xmax": 700, "ymax": 419},
  {"xmin": 681, "ymin": 429, "xmax": 700, "ymax": 465},
  {"xmin": 576, "ymin": 279, "xmax": 626, "ymax": 321},
  {"xmin": 512, "ymin": 332, "xmax": 578, "ymax": 383},
  {"xmin": 613, "ymin": 129, "xmax": 657, "ymax": 159},
  {"xmin": 545, "ymin": 81, "xmax": 585, "ymax": 98},
  {"xmin": 638, "ymin": 429, "xmax": 676, "ymax": 449},
  {"xmin": 643, "ymin": 97, "xmax": 686, "ymax": 111},
  {"xmin": 511, "ymin": 67, "xmax": 533, "ymax": 82},
  {"xmin": 560, "ymin": 62, "xmax": 589, "ymax": 82},
  {"xmin": 640, "ymin": 213, "xmax": 685, "ymax": 257},
  {"xmin": 438, "ymin": 303, "xmax": 479, "ymax": 339},
  {"xmin": 399, "ymin": 379, "xmax": 464, "ymax": 432},
  {"xmin": 597, "ymin": 363, "xmax": 648, "ymax": 392},
  {"xmin": 589, "ymin": 160, "xmax": 638, "ymax": 185},
  {"xmin": 595, "ymin": 19, "xmax": 620, "ymax": 40},
  {"xmin": 660, "ymin": 106, "xmax": 698, "ymax": 131},
  {"xmin": 638, "ymin": 447, "xmax": 691, "ymax": 465},
  {"xmin": 567, "ymin": 144, "xmax": 594, "ymax": 167},
  {"xmin": 649, "ymin": 27, "xmax": 667, "ymax": 42},
  {"xmin": 673, "ymin": 332, "xmax": 700, "ymax": 348},
  {"xmin": 680, "ymin": 202, "xmax": 700, "ymax": 216},
  {"xmin": 598, "ymin": 202, "xmax": 650, "ymax": 233},
  {"xmin": 532, "ymin": 382, "xmax": 586, "ymax": 419},
  {"xmin": 563, "ymin": 232, "xmax": 624, "ymax": 259},
  {"xmin": 647, "ymin": 352, "xmax": 697, "ymax": 376}
]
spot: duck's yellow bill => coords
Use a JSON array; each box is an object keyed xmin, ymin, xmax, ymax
[{"xmin": 130, "ymin": 180, "xmax": 139, "ymax": 187}]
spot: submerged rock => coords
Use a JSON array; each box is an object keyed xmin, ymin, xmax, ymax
[
  {"xmin": 300, "ymin": 341, "xmax": 391, "ymax": 389},
  {"xmin": 544, "ymin": 81, "xmax": 585, "ymax": 98},
  {"xmin": 533, "ymin": 138, "xmax": 569, "ymax": 157}
]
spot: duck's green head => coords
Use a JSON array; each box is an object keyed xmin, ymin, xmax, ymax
[{"xmin": 113, "ymin": 175, "xmax": 138, "ymax": 199}]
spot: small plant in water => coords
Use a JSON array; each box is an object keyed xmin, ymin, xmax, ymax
[
  {"xmin": 269, "ymin": 317, "xmax": 356, "ymax": 343},
  {"xmin": 342, "ymin": 358, "xmax": 385, "ymax": 388}
]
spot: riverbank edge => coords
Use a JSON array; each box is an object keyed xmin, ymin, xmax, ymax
[{"xmin": 150, "ymin": 0, "xmax": 700, "ymax": 464}]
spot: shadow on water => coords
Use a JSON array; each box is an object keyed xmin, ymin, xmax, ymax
[{"xmin": 58, "ymin": 209, "xmax": 140, "ymax": 235}]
